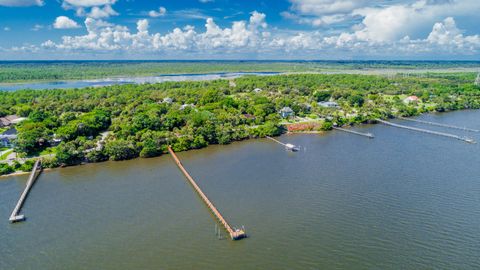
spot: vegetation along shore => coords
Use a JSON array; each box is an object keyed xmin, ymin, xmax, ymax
[{"xmin": 1, "ymin": 72, "xmax": 479, "ymax": 176}]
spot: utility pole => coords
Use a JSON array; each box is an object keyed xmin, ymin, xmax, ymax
[{"xmin": 475, "ymin": 72, "xmax": 480, "ymax": 86}]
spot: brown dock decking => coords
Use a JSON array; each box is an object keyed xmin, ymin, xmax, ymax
[
  {"xmin": 167, "ymin": 146, "xmax": 246, "ymax": 240},
  {"xmin": 9, "ymin": 159, "xmax": 42, "ymax": 223}
]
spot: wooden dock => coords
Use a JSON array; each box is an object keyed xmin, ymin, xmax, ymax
[
  {"xmin": 376, "ymin": 119, "xmax": 476, "ymax": 144},
  {"xmin": 9, "ymin": 159, "xmax": 42, "ymax": 223},
  {"xmin": 265, "ymin": 136, "xmax": 299, "ymax": 151},
  {"xmin": 398, "ymin": 116, "xmax": 479, "ymax": 132},
  {"xmin": 332, "ymin": 127, "xmax": 374, "ymax": 138},
  {"xmin": 167, "ymin": 146, "xmax": 246, "ymax": 240}
]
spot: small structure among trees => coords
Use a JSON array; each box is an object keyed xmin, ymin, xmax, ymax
[{"xmin": 279, "ymin": 107, "xmax": 294, "ymax": 118}]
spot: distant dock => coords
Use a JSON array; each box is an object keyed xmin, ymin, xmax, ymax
[
  {"xmin": 266, "ymin": 136, "xmax": 300, "ymax": 151},
  {"xmin": 332, "ymin": 127, "xmax": 374, "ymax": 138},
  {"xmin": 376, "ymin": 119, "xmax": 476, "ymax": 144},
  {"xmin": 398, "ymin": 116, "xmax": 479, "ymax": 132},
  {"xmin": 167, "ymin": 146, "xmax": 246, "ymax": 240},
  {"xmin": 9, "ymin": 159, "xmax": 42, "ymax": 223}
]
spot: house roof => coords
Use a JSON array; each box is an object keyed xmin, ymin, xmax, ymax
[{"xmin": 280, "ymin": 107, "xmax": 293, "ymax": 113}]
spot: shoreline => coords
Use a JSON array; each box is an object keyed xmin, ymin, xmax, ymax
[{"xmin": 2, "ymin": 109, "xmax": 477, "ymax": 180}]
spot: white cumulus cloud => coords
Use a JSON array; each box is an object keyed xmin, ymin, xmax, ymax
[
  {"xmin": 149, "ymin": 7, "xmax": 167, "ymax": 18},
  {"xmin": 63, "ymin": 0, "xmax": 116, "ymax": 7},
  {"xmin": 53, "ymin": 16, "xmax": 81, "ymax": 29},
  {"xmin": 0, "ymin": 0, "xmax": 43, "ymax": 6},
  {"xmin": 88, "ymin": 5, "xmax": 118, "ymax": 19}
]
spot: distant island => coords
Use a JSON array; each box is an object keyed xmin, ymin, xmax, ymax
[{"xmin": 1, "ymin": 62, "xmax": 480, "ymax": 176}]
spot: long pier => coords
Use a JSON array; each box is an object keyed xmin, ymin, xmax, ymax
[
  {"xmin": 167, "ymin": 146, "xmax": 246, "ymax": 240},
  {"xmin": 376, "ymin": 119, "xmax": 476, "ymax": 144},
  {"xmin": 266, "ymin": 136, "xmax": 299, "ymax": 151},
  {"xmin": 9, "ymin": 159, "xmax": 42, "ymax": 223},
  {"xmin": 332, "ymin": 127, "xmax": 374, "ymax": 138},
  {"xmin": 398, "ymin": 116, "xmax": 479, "ymax": 132}
]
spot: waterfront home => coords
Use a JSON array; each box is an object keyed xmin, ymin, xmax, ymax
[
  {"xmin": 163, "ymin": 97, "xmax": 173, "ymax": 104},
  {"xmin": 279, "ymin": 107, "xmax": 294, "ymax": 118},
  {"xmin": 403, "ymin": 96, "xmax": 420, "ymax": 103},
  {"xmin": 0, "ymin": 115, "xmax": 26, "ymax": 127},
  {"xmin": 318, "ymin": 101, "xmax": 340, "ymax": 108},
  {"xmin": 0, "ymin": 128, "xmax": 17, "ymax": 147}
]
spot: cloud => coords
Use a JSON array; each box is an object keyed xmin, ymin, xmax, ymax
[
  {"xmin": 63, "ymin": 0, "xmax": 116, "ymax": 7},
  {"xmin": 199, "ymin": 0, "xmax": 214, "ymax": 2},
  {"xmin": 53, "ymin": 16, "xmax": 81, "ymax": 29},
  {"xmin": 16, "ymin": 12, "xmax": 477, "ymax": 58},
  {"xmin": 41, "ymin": 11, "xmax": 270, "ymax": 53},
  {"xmin": 62, "ymin": 0, "xmax": 119, "ymax": 19},
  {"xmin": 88, "ymin": 5, "xmax": 118, "ymax": 19},
  {"xmin": 149, "ymin": 7, "xmax": 167, "ymax": 18},
  {"xmin": 3, "ymin": 27, "xmax": 10, "ymax": 31},
  {"xmin": 31, "ymin": 24, "xmax": 44, "ymax": 31},
  {"xmin": 0, "ymin": 0, "xmax": 43, "ymax": 6}
]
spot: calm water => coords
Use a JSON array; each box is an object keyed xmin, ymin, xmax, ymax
[
  {"xmin": 0, "ymin": 72, "xmax": 279, "ymax": 91},
  {"xmin": 1, "ymin": 110, "xmax": 480, "ymax": 269}
]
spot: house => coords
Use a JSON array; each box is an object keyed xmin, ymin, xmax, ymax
[
  {"xmin": 0, "ymin": 129, "xmax": 17, "ymax": 147},
  {"xmin": 253, "ymin": 88, "xmax": 262, "ymax": 93},
  {"xmin": 403, "ymin": 96, "xmax": 420, "ymax": 103},
  {"xmin": 163, "ymin": 97, "xmax": 173, "ymax": 104},
  {"xmin": 318, "ymin": 101, "xmax": 340, "ymax": 108},
  {"xmin": 0, "ymin": 115, "xmax": 26, "ymax": 127},
  {"xmin": 279, "ymin": 107, "xmax": 294, "ymax": 118}
]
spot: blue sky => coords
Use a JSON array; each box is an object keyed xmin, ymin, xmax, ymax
[{"xmin": 0, "ymin": 0, "xmax": 479, "ymax": 60}]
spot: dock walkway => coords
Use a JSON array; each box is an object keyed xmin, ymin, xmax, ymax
[
  {"xmin": 167, "ymin": 147, "xmax": 246, "ymax": 240},
  {"xmin": 376, "ymin": 119, "xmax": 475, "ymax": 144},
  {"xmin": 398, "ymin": 116, "xmax": 479, "ymax": 132},
  {"xmin": 266, "ymin": 136, "xmax": 299, "ymax": 151},
  {"xmin": 332, "ymin": 127, "xmax": 374, "ymax": 138},
  {"xmin": 9, "ymin": 159, "xmax": 42, "ymax": 223}
]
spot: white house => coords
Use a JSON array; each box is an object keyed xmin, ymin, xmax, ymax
[{"xmin": 163, "ymin": 97, "xmax": 173, "ymax": 104}]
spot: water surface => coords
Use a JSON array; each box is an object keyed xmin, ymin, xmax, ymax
[
  {"xmin": 1, "ymin": 110, "xmax": 480, "ymax": 269},
  {"xmin": 0, "ymin": 72, "xmax": 279, "ymax": 91}
]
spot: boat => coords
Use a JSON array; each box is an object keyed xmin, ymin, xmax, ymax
[{"xmin": 285, "ymin": 143, "xmax": 300, "ymax": 151}]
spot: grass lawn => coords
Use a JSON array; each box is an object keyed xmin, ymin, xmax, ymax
[{"xmin": 0, "ymin": 149, "xmax": 13, "ymax": 160}]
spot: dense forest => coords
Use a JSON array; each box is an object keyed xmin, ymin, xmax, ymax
[
  {"xmin": 1, "ymin": 60, "xmax": 479, "ymax": 83},
  {"xmin": 1, "ymin": 72, "xmax": 479, "ymax": 174}
]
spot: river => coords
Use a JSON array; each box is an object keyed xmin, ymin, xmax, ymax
[
  {"xmin": 0, "ymin": 72, "xmax": 279, "ymax": 91},
  {"xmin": 1, "ymin": 110, "xmax": 480, "ymax": 269}
]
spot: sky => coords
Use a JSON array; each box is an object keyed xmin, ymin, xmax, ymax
[{"xmin": 0, "ymin": 0, "xmax": 479, "ymax": 60}]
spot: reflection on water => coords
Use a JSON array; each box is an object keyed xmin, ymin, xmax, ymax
[
  {"xmin": 1, "ymin": 110, "xmax": 480, "ymax": 269},
  {"xmin": 0, "ymin": 72, "xmax": 279, "ymax": 91}
]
